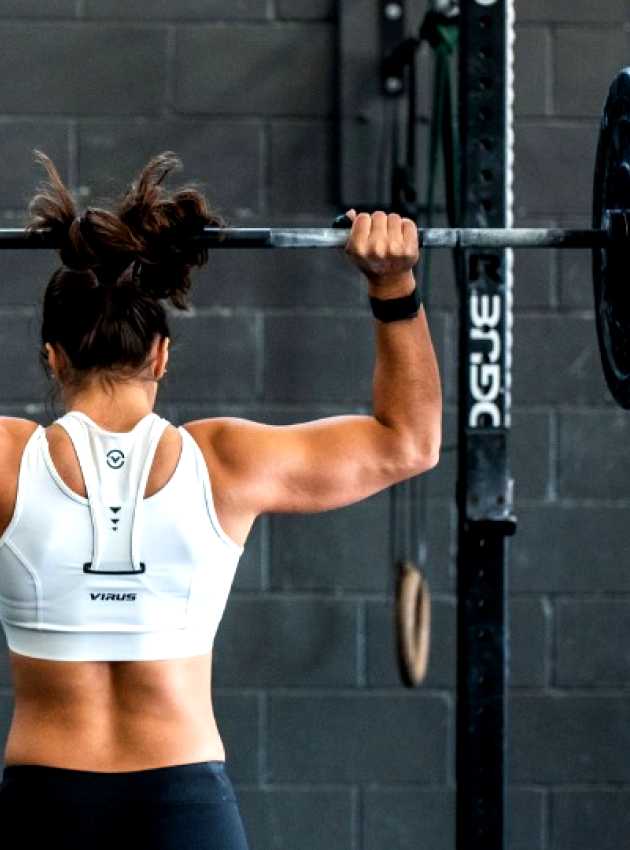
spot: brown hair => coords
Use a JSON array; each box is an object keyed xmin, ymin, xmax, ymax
[{"xmin": 27, "ymin": 150, "xmax": 223, "ymax": 409}]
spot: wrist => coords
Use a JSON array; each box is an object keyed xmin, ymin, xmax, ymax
[{"xmin": 367, "ymin": 271, "xmax": 416, "ymax": 299}]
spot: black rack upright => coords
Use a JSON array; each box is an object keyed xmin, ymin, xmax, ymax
[{"xmin": 456, "ymin": 2, "xmax": 516, "ymax": 850}]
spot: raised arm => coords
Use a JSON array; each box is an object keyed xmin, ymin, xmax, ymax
[{"xmin": 186, "ymin": 211, "xmax": 442, "ymax": 516}]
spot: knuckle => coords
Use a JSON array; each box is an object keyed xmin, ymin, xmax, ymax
[{"xmin": 369, "ymin": 242, "xmax": 388, "ymax": 259}]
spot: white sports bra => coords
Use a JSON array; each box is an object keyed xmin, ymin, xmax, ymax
[{"xmin": 0, "ymin": 411, "xmax": 244, "ymax": 662}]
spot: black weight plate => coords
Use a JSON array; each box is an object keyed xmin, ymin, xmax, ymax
[{"xmin": 593, "ymin": 67, "xmax": 630, "ymax": 408}]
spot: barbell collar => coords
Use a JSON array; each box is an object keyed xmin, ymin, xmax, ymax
[{"xmin": 0, "ymin": 225, "xmax": 615, "ymax": 250}]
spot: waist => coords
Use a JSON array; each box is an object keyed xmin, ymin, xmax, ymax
[
  {"xmin": 6, "ymin": 701, "xmax": 226, "ymax": 772},
  {"xmin": 0, "ymin": 760, "xmax": 234, "ymax": 804}
]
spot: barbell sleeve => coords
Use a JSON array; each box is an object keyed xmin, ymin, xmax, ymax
[{"xmin": 0, "ymin": 225, "xmax": 614, "ymax": 250}]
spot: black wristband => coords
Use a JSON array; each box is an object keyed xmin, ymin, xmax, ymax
[{"xmin": 369, "ymin": 285, "xmax": 422, "ymax": 322}]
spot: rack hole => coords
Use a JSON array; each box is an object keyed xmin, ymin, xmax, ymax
[
  {"xmin": 480, "ymin": 138, "xmax": 492, "ymax": 151},
  {"xmin": 481, "ymin": 168, "xmax": 493, "ymax": 182}
]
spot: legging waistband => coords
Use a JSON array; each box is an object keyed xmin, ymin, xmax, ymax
[{"xmin": 0, "ymin": 760, "xmax": 234, "ymax": 805}]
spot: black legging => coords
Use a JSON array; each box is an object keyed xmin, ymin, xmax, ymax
[{"xmin": 0, "ymin": 760, "xmax": 250, "ymax": 850}]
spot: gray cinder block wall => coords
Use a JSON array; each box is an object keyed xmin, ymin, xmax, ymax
[{"xmin": 0, "ymin": 3, "xmax": 629, "ymax": 850}]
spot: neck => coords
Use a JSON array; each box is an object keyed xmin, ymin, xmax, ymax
[{"xmin": 61, "ymin": 381, "xmax": 157, "ymax": 430}]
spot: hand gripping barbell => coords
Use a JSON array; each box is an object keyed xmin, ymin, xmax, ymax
[{"xmin": 3, "ymin": 69, "xmax": 630, "ymax": 407}]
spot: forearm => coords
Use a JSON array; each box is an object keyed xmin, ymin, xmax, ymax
[{"xmin": 369, "ymin": 271, "xmax": 443, "ymax": 460}]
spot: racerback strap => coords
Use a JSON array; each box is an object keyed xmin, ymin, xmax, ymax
[{"xmin": 55, "ymin": 411, "xmax": 169, "ymax": 576}]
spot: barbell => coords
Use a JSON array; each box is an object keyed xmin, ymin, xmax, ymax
[
  {"xmin": 2, "ymin": 69, "xmax": 630, "ymax": 407},
  {"xmin": 0, "ymin": 223, "xmax": 617, "ymax": 250}
]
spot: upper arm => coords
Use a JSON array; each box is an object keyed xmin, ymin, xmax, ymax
[
  {"xmin": 0, "ymin": 417, "xmax": 39, "ymax": 450},
  {"xmin": 0, "ymin": 417, "xmax": 40, "ymax": 484},
  {"xmin": 183, "ymin": 415, "xmax": 438, "ymax": 517}
]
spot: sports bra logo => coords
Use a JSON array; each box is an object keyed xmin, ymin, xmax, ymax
[{"xmin": 106, "ymin": 449, "xmax": 125, "ymax": 469}]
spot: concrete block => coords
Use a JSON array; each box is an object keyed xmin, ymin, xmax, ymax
[
  {"xmin": 511, "ymin": 695, "xmax": 630, "ymax": 783},
  {"xmin": 0, "ymin": 1, "xmax": 75, "ymax": 16},
  {"xmin": 212, "ymin": 692, "xmax": 260, "ymax": 783},
  {"xmin": 513, "ymin": 247, "xmax": 556, "ymax": 310},
  {"xmin": 232, "ymin": 515, "xmax": 264, "ymax": 592},
  {"xmin": 158, "ymin": 314, "xmax": 258, "ymax": 404},
  {"xmin": 509, "ymin": 787, "xmax": 545, "ymax": 850},
  {"xmin": 0, "ymin": 24, "xmax": 167, "ymax": 115},
  {"xmin": 511, "ymin": 409, "xmax": 552, "ymax": 502},
  {"xmin": 0, "ymin": 249, "xmax": 59, "ymax": 308},
  {"xmin": 175, "ymin": 24, "xmax": 335, "ymax": 117},
  {"xmin": 275, "ymin": 0, "xmax": 335, "ymax": 19},
  {"xmin": 510, "ymin": 596, "xmax": 549, "ymax": 687},
  {"xmin": 0, "ymin": 314, "xmax": 49, "ymax": 403},
  {"xmin": 79, "ymin": 119, "xmax": 263, "ymax": 217},
  {"xmin": 515, "ymin": 123, "xmax": 596, "ymax": 219},
  {"xmin": 263, "ymin": 313, "xmax": 374, "ymax": 403},
  {"xmin": 555, "ymin": 28, "xmax": 627, "ymax": 116},
  {"xmin": 511, "ymin": 506, "xmax": 630, "ymax": 593},
  {"xmin": 269, "ymin": 490, "xmax": 391, "ymax": 592},
  {"xmin": 550, "ymin": 791, "xmax": 630, "ymax": 850},
  {"xmin": 237, "ymin": 788, "xmax": 353, "ymax": 850},
  {"xmin": 191, "ymin": 250, "xmax": 363, "ymax": 311},
  {"xmin": 264, "ymin": 309, "xmax": 449, "ymax": 405},
  {"xmin": 558, "ymin": 247, "xmax": 593, "ymax": 308},
  {"xmin": 517, "ymin": 0, "xmax": 626, "ymax": 21},
  {"xmin": 556, "ymin": 599, "xmax": 630, "ymax": 686},
  {"xmin": 422, "ymin": 249, "xmax": 458, "ymax": 310},
  {"xmin": 268, "ymin": 693, "xmax": 449, "ymax": 782},
  {"xmin": 0, "ymin": 121, "xmax": 69, "ymax": 211},
  {"xmin": 559, "ymin": 410, "xmax": 630, "ymax": 499},
  {"xmin": 214, "ymin": 596, "xmax": 358, "ymax": 687},
  {"xmin": 363, "ymin": 789, "xmax": 454, "ymax": 850},
  {"xmin": 515, "ymin": 26, "xmax": 551, "ymax": 116},
  {"xmin": 513, "ymin": 315, "xmax": 607, "ymax": 406},
  {"xmin": 84, "ymin": 0, "xmax": 268, "ymax": 19},
  {"xmin": 269, "ymin": 121, "xmax": 336, "ymax": 216}
]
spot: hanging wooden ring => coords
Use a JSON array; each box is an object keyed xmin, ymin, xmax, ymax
[{"xmin": 395, "ymin": 559, "xmax": 431, "ymax": 687}]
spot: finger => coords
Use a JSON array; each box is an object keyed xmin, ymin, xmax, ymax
[
  {"xmin": 387, "ymin": 212, "xmax": 403, "ymax": 239},
  {"xmin": 347, "ymin": 212, "xmax": 371, "ymax": 252},
  {"xmin": 369, "ymin": 211, "xmax": 388, "ymax": 239},
  {"xmin": 402, "ymin": 218, "xmax": 419, "ymax": 246},
  {"xmin": 345, "ymin": 209, "xmax": 357, "ymax": 222}
]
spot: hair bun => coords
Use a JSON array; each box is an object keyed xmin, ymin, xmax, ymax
[
  {"xmin": 27, "ymin": 149, "xmax": 224, "ymax": 311},
  {"xmin": 116, "ymin": 152, "xmax": 223, "ymax": 308}
]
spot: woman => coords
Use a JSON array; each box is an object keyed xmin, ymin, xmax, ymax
[{"xmin": 0, "ymin": 152, "xmax": 441, "ymax": 850}]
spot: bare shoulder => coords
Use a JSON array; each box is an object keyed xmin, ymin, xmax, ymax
[
  {"xmin": 0, "ymin": 417, "xmax": 40, "ymax": 480},
  {"xmin": 0, "ymin": 416, "xmax": 40, "ymax": 447},
  {"xmin": 179, "ymin": 417, "xmax": 252, "ymax": 464}
]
